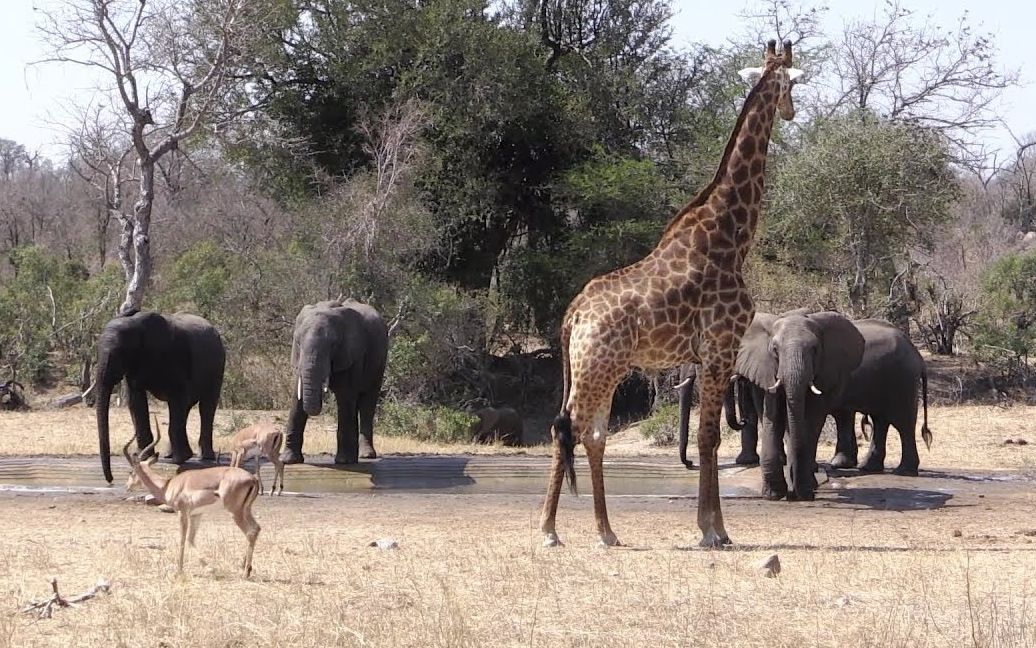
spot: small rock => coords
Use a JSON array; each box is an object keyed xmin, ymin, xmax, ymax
[
  {"xmin": 367, "ymin": 537, "xmax": 399, "ymax": 550},
  {"xmin": 834, "ymin": 595, "xmax": 854, "ymax": 608},
  {"xmin": 1003, "ymin": 438, "xmax": 1015, "ymax": 445},
  {"xmin": 608, "ymin": 571, "xmax": 619, "ymax": 577},
  {"xmin": 755, "ymin": 553, "xmax": 781, "ymax": 578},
  {"xmin": 1014, "ymin": 438, "xmax": 1029, "ymax": 446},
  {"xmin": 157, "ymin": 504, "xmax": 174, "ymax": 513},
  {"xmin": 952, "ymin": 529, "xmax": 962, "ymax": 537}
]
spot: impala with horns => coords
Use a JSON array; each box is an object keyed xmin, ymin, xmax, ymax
[
  {"xmin": 124, "ymin": 423, "xmax": 261, "ymax": 577},
  {"xmin": 229, "ymin": 421, "xmax": 285, "ymax": 495}
]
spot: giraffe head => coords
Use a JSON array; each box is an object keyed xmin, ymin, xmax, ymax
[{"xmin": 738, "ymin": 39, "xmax": 804, "ymax": 121}]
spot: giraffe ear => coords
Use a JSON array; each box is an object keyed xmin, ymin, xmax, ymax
[
  {"xmin": 737, "ymin": 67, "xmax": 763, "ymax": 84},
  {"xmin": 787, "ymin": 67, "xmax": 806, "ymax": 84}
]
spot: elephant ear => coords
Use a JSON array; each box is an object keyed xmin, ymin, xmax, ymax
[
  {"xmin": 734, "ymin": 312, "xmax": 778, "ymax": 388},
  {"xmin": 809, "ymin": 311, "xmax": 865, "ymax": 394}
]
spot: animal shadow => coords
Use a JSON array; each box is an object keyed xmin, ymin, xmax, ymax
[{"xmin": 826, "ymin": 486, "xmax": 953, "ymax": 511}]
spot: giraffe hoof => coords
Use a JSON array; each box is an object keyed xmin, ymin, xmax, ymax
[
  {"xmin": 698, "ymin": 530, "xmax": 731, "ymax": 549},
  {"xmin": 598, "ymin": 533, "xmax": 622, "ymax": 547},
  {"xmin": 542, "ymin": 534, "xmax": 564, "ymax": 548}
]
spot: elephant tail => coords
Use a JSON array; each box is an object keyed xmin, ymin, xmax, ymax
[
  {"xmin": 553, "ymin": 409, "xmax": 577, "ymax": 496},
  {"xmin": 920, "ymin": 370, "xmax": 932, "ymax": 450}
]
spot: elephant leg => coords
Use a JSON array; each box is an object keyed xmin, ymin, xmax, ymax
[
  {"xmin": 758, "ymin": 390, "xmax": 788, "ymax": 500},
  {"xmin": 127, "ymin": 387, "xmax": 154, "ymax": 457},
  {"xmin": 830, "ymin": 409, "xmax": 858, "ymax": 468},
  {"xmin": 166, "ymin": 398, "xmax": 194, "ymax": 464},
  {"xmin": 281, "ymin": 399, "xmax": 308, "ymax": 464},
  {"xmin": 197, "ymin": 396, "xmax": 217, "ymax": 461},
  {"xmin": 859, "ymin": 417, "xmax": 891, "ymax": 473},
  {"xmin": 736, "ymin": 409, "xmax": 760, "ymax": 466},
  {"xmin": 334, "ymin": 393, "xmax": 359, "ymax": 465},
  {"xmin": 357, "ymin": 390, "xmax": 378, "ymax": 459},
  {"xmin": 893, "ymin": 413, "xmax": 921, "ymax": 476}
]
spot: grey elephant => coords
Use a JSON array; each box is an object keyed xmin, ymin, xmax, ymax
[
  {"xmin": 828, "ymin": 319, "xmax": 932, "ymax": 475},
  {"xmin": 736, "ymin": 310, "xmax": 865, "ymax": 501},
  {"xmin": 281, "ymin": 299, "xmax": 388, "ymax": 465},
  {"xmin": 675, "ymin": 365, "xmax": 752, "ymax": 468},
  {"xmin": 469, "ymin": 407, "xmax": 523, "ymax": 446},
  {"xmin": 94, "ymin": 311, "xmax": 225, "ymax": 484}
]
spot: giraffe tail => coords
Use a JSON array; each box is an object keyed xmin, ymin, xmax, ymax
[{"xmin": 553, "ymin": 409, "xmax": 577, "ymax": 496}]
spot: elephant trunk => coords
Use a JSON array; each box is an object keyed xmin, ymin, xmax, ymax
[
  {"xmin": 299, "ymin": 352, "xmax": 329, "ymax": 417},
  {"xmin": 95, "ymin": 359, "xmax": 118, "ymax": 484},
  {"xmin": 677, "ymin": 374, "xmax": 695, "ymax": 469},
  {"xmin": 782, "ymin": 356, "xmax": 816, "ymax": 500},
  {"xmin": 724, "ymin": 380, "xmax": 744, "ymax": 431}
]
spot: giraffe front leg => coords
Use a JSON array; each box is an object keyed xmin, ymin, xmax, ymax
[
  {"xmin": 696, "ymin": 363, "xmax": 732, "ymax": 548},
  {"xmin": 585, "ymin": 430, "xmax": 620, "ymax": 547}
]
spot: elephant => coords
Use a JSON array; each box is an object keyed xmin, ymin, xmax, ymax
[
  {"xmin": 280, "ymin": 299, "xmax": 388, "ymax": 465},
  {"xmin": 469, "ymin": 407, "xmax": 523, "ymax": 446},
  {"xmin": 95, "ymin": 311, "xmax": 226, "ymax": 484},
  {"xmin": 675, "ymin": 365, "xmax": 754, "ymax": 468},
  {"xmin": 735, "ymin": 310, "xmax": 865, "ymax": 501},
  {"xmin": 827, "ymin": 319, "xmax": 933, "ymax": 475}
]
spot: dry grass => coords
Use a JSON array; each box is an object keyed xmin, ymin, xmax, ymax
[
  {"xmin": 1, "ymin": 404, "xmax": 1034, "ymax": 472},
  {"xmin": 0, "ymin": 487, "xmax": 1034, "ymax": 648}
]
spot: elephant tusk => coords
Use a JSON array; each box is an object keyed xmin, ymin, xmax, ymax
[
  {"xmin": 297, "ymin": 377, "xmax": 302, "ymax": 402},
  {"xmin": 810, "ymin": 384, "xmax": 823, "ymax": 395},
  {"xmin": 767, "ymin": 378, "xmax": 782, "ymax": 393},
  {"xmin": 673, "ymin": 377, "xmax": 692, "ymax": 390}
]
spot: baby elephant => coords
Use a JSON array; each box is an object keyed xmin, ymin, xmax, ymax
[
  {"xmin": 229, "ymin": 422, "xmax": 285, "ymax": 495},
  {"xmin": 470, "ymin": 407, "xmax": 523, "ymax": 446}
]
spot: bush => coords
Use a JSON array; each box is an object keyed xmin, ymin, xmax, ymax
[
  {"xmin": 639, "ymin": 403, "xmax": 685, "ymax": 447},
  {"xmin": 974, "ymin": 251, "xmax": 1036, "ymax": 359},
  {"xmin": 378, "ymin": 401, "xmax": 477, "ymax": 443},
  {"xmin": 0, "ymin": 246, "xmax": 123, "ymax": 385}
]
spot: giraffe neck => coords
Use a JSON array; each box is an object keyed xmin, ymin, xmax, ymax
[{"xmin": 663, "ymin": 70, "xmax": 781, "ymax": 242}]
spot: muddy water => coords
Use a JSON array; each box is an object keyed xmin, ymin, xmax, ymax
[{"xmin": 0, "ymin": 455, "xmax": 1031, "ymax": 501}]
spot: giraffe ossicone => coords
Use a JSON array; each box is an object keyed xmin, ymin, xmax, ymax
[{"xmin": 539, "ymin": 38, "xmax": 805, "ymax": 550}]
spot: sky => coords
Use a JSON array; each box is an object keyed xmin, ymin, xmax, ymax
[{"xmin": 2, "ymin": 0, "xmax": 1033, "ymax": 162}]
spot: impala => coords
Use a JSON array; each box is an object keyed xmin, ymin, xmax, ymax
[
  {"xmin": 228, "ymin": 421, "xmax": 285, "ymax": 495},
  {"xmin": 124, "ymin": 427, "xmax": 261, "ymax": 577}
]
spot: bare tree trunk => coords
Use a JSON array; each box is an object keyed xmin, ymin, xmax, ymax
[{"xmin": 119, "ymin": 162, "xmax": 154, "ymax": 315}]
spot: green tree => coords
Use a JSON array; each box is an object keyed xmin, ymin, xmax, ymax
[
  {"xmin": 767, "ymin": 112, "xmax": 959, "ymax": 317},
  {"xmin": 974, "ymin": 251, "xmax": 1036, "ymax": 363}
]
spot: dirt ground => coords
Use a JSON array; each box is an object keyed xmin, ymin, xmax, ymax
[{"xmin": 0, "ymin": 405, "xmax": 1035, "ymax": 647}]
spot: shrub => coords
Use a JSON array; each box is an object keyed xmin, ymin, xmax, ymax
[
  {"xmin": 378, "ymin": 401, "xmax": 477, "ymax": 443},
  {"xmin": 639, "ymin": 403, "xmax": 684, "ymax": 447}
]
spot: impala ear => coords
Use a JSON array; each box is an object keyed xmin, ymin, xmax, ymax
[
  {"xmin": 787, "ymin": 67, "xmax": 806, "ymax": 84},
  {"xmin": 738, "ymin": 67, "xmax": 764, "ymax": 84}
]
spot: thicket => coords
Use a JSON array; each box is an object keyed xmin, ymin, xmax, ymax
[{"xmin": 2, "ymin": 0, "xmax": 1034, "ymax": 420}]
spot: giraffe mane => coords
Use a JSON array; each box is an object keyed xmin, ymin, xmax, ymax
[{"xmin": 662, "ymin": 63, "xmax": 781, "ymax": 236}]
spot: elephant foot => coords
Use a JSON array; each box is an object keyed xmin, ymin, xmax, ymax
[
  {"xmin": 761, "ymin": 480, "xmax": 788, "ymax": 501},
  {"xmin": 200, "ymin": 450, "xmax": 216, "ymax": 462},
  {"xmin": 167, "ymin": 450, "xmax": 194, "ymax": 465},
  {"xmin": 358, "ymin": 440, "xmax": 377, "ymax": 459},
  {"xmin": 334, "ymin": 453, "xmax": 360, "ymax": 465},
  {"xmin": 543, "ymin": 533, "xmax": 563, "ymax": 548},
  {"xmin": 280, "ymin": 449, "xmax": 305, "ymax": 465},
  {"xmin": 681, "ymin": 458, "xmax": 695, "ymax": 469},
  {"xmin": 858, "ymin": 455, "xmax": 885, "ymax": 473},
  {"xmin": 735, "ymin": 451, "xmax": 760, "ymax": 466},
  {"xmin": 788, "ymin": 484, "xmax": 816, "ymax": 501},
  {"xmin": 830, "ymin": 452, "xmax": 858, "ymax": 469},
  {"xmin": 893, "ymin": 464, "xmax": 919, "ymax": 477}
]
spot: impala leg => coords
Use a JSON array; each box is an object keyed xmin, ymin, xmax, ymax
[
  {"xmin": 187, "ymin": 514, "xmax": 202, "ymax": 546},
  {"xmin": 234, "ymin": 508, "xmax": 260, "ymax": 578},
  {"xmin": 271, "ymin": 453, "xmax": 285, "ymax": 495},
  {"xmin": 177, "ymin": 510, "xmax": 189, "ymax": 574},
  {"xmin": 254, "ymin": 453, "xmax": 264, "ymax": 495}
]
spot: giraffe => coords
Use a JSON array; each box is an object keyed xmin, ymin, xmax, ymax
[{"xmin": 540, "ymin": 39, "xmax": 804, "ymax": 548}]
